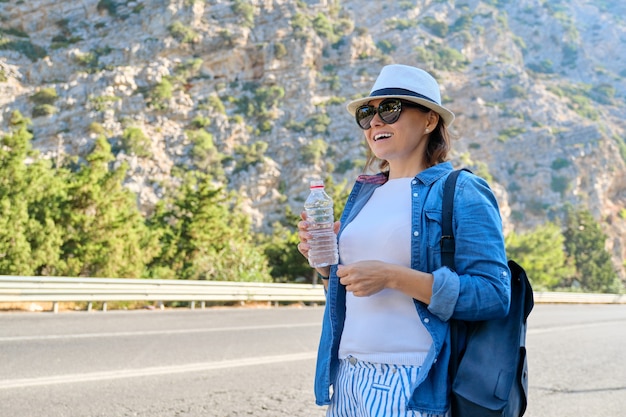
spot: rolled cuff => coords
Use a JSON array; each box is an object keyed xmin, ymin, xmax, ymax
[{"xmin": 427, "ymin": 266, "xmax": 460, "ymax": 321}]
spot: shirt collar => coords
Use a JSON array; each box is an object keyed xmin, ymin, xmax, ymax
[
  {"xmin": 415, "ymin": 161, "xmax": 454, "ymax": 186},
  {"xmin": 356, "ymin": 161, "xmax": 453, "ymax": 186}
]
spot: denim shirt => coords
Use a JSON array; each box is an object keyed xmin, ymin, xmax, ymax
[{"xmin": 314, "ymin": 162, "xmax": 511, "ymax": 416}]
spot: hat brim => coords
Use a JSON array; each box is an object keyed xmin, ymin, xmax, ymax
[{"xmin": 347, "ymin": 95, "xmax": 455, "ymax": 128}]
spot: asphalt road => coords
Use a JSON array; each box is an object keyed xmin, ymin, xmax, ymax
[{"xmin": 0, "ymin": 304, "xmax": 625, "ymax": 417}]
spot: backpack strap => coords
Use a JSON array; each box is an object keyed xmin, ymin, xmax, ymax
[{"xmin": 440, "ymin": 169, "xmax": 469, "ymax": 270}]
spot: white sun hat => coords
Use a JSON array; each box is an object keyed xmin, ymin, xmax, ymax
[{"xmin": 347, "ymin": 64, "xmax": 455, "ymax": 127}]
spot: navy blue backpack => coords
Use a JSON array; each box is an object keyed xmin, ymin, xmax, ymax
[{"xmin": 441, "ymin": 169, "xmax": 534, "ymax": 417}]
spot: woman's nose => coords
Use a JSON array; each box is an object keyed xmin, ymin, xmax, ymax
[{"xmin": 369, "ymin": 112, "xmax": 384, "ymax": 127}]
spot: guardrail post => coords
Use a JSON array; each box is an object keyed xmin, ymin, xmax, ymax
[
  {"xmin": 87, "ymin": 302, "xmax": 93, "ymax": 312},
  {"xmin": 190, "ymin": 301, "xmax": 195, "ymax": 310},
  {"xmin": 200, "ymin": 301, "xmax": 206, "ymax": 309},
  {"xmin": 102, "ymin": 302, "xmax": 107, "ymax": 312},
  {"xmin": 53, "ymin": 302, "xmax": 59, "ymax": 314}
]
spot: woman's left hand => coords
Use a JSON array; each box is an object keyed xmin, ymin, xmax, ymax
[{"xmin": 336, "ymin": 261, "xmax": 390, "ymax": 297}]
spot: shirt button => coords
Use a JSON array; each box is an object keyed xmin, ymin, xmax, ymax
[
  {"xmin": 413, "ymin": 192, "xmax": 418, "ymax": 198},
  {"xmin": 413, "ymin": 231, "xmax": 419, "ymax": 237},
  {"xmin": 412, "ymin": 180, "xmax": 417, "ymax": 185},
  {"xmin": 424, "ymin": 318, "xmax": 430, "ymax": 324}
]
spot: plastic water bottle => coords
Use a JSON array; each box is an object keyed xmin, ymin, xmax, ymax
[{"xmin": 304, "ymin": 180, "xmax": 339, "ymax": 268}]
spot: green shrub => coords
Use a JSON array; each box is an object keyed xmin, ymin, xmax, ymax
[
  {"xmin": 551, "ymin": 157, "xmax": 570, "ymax": 170},
  {"xmin": 322, "ymin": 96, "xmax": 344, "ymax": 106},
  {"xmin": 0, "ymin": 27, "xmax": 29, "ymax": 38},
  {"xmin": 97, "ymin": 0, "xmax": 117, "ymax": 16},
  {"xmin": 506, "ymin": 222, "xmax": 574, "ymax": 290},
  {"xmin": 591, "ymin": 84, "xmax": 615, "ymax": 105},
  {"xmin": 422, "ymin": 16, "xmax": 449, "ymax": 37},
  {"xmin": 301, "ymin": 139, "xmax": 328, "ymax": 165},
  {"xmin": 322, "ymin": 74, "xmax": 341, "ymax": 91},
  {"xmin": 548, "ymin": 83, "xmax": 600, "ymax": 120},
  {"xmin": 450, "ymin": 14, "xmax": 473, "ymax": 33},
  {"xmin": 274, "ymin": 42, "xmax": 287, "ymax": 59},
  {"xmin": 550, "ymin": 175, "xmax": 571, "ymax": 196},
  {"xmin": 190, "ymin": 116, "xmax": 211, "ymax": 129},
  {"xmin": 149, "ymin": 78, "xmax": 174, "ymax": 110},
  {"xmin": 386, "ymin": 18, "xmax": 417, "ymax": 31},
  {"xmin": 234, "ymin": 141, "xmax": 268, "ymax": 173},
  {"xmin": 0, "ymin": 39, "xmax": 47, "ymax": 61},
  {"xmin": 312, "ymin": 13, "xmax": 336, "ymax": 42},
  {"xmin": 88, "ymin": 122, "xmax": 108, "ymax": 135},
  {"xmin": 230, "ymin": 115, "xmax": 244, "ymax": 124},
  {"xmin": 32, "ymin": 104, "xmax": 58, "ymax": 118},
  {"xmin": 527, "ymin": 59, "xmax": 554, "ymax": 74},
  {"xmin": 291, "ymin": 13, "xmax": 310, "ymax": 39},
  {"xmin": 306, "ymin": 113, "xmax": 331, "ymax": 135},
  {"xmin": 505, "ymin": 85, "xmax": 527, "ymax": 99},
  {"xmin": 206, "ymin": 95, "xmax": 226, "ymax": 114},
  {"xmin": 258, "ymin": 119, "xmax": 273, "ymax": 133},
  {"xmin": 89, "ymin": 95, "xmax": 121, "ymax": 112},
  {"xmin": 74, "ymin": 52, "xmax": 97, "ymax": 67},
  {"xmin": 376, "ymin": 40, "xmax": 396, "ymax": 54},
  {"xmin": 168, "ymin": 21, "xmax": 198, "ymax": 43},
  {"xmin": 285, "ymin": 120, "xmax": 307, "ymax": 132},
  {"xmin": 564, "ymin": 208, "xmax": 619, "ymax": 292},
  {"xmin": 121, "ymin": 127, "xmax": 151, "ymax": 157},
  {"xmin": 234, "ymin": 84, "xmax": 284, "ymax": 122},
  {"xmin": 51, "ymin": 34, "xmax": 83, "ymax": 49},
  {"xmin": 497, "ymin": 126, "xmax": 526, "ymax": 142},
  {"xmin": 335, "ymin": 159, "xmax": 355, "ymax": 174},
  {"xmin": 174, "ymin": 58, "xmax": 203, "ymax": 80},
  {"xmin": 30, "ymin": 88, "xmax": 58, "ymax": 105},
  {"xmin": 0, "ymin": 28, "xmax": 45, "ymax": 62},
  {"xmin": 232, "ymin": 0, "xmax": 255, "ymax": 27},
  {"xmin": 414, "ymin": 45, "xmax": 469, "ymax": 71}
]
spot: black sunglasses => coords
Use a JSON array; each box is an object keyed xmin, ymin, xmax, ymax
[{"xmin": 355, "ymin": 98, "xmax": 429, "ymax": 130}]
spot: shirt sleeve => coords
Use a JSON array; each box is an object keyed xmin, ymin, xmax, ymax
[
  {"xmin": 427, "ymin": 172, "xmax": 511, "ymax": 322},
  {"xmin": 428, "ymin": 266, "xmax": 460, "ymax": 321}
]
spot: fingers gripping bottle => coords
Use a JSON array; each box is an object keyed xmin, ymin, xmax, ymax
[{"xmin": 304, "ymin": 180, "xmax": 339, "ymax": 268}]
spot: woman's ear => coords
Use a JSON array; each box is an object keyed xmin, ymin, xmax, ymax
[{"xmin": 427, "ymin": 111, "xmax": 440, "ymax": 131}]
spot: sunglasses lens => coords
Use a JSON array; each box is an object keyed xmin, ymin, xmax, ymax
[
  {"xmin": 355, "ymin": 100, "xmax": 404, "ymax": 129},
  {"xmin": 379, "ymin": 99, "xmax": 402, "ymax": 124},
  {"xmin": 355, "ymin": 105, "xmax": 376, "ymax": 129}
]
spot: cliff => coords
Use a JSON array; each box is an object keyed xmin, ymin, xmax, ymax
[{"xmin": 1, "ymin": 0, "xmax": 625, "ymax": 278}]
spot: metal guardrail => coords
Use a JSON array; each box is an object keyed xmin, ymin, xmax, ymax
[
  {"xmin": 0, "ymin": 276, "xmax": 326, "ymax": 313},
  {"xmin": 532, "ymin": 291, "xmax": 626, "ymax": 304},
  {"xmin": 0, "ymin": 276, "xmax": 624, "ymax": 313}
]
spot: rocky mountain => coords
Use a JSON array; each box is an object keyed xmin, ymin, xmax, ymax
[{"xmin": 1, "ymin": 0, "xmax": 625, "ymax": 279}]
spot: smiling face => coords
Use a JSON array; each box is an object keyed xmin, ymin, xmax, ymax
[{"xmin": 363, "ymin": 98, "xmax": 439, "ymax": 178}]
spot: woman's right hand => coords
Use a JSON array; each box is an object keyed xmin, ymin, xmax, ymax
[{"xmin": 297, "ymin": 211, "xmax": 339, "ymax": 278}]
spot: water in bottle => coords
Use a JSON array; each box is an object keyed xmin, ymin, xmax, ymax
[{"xmin": 304, "ymin": 180, "xmax": 339, "ymax": 268}]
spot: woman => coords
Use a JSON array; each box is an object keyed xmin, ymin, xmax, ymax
[{"xmin": 297, "ymin": 64, "xmax": 511, "ymax": 417}]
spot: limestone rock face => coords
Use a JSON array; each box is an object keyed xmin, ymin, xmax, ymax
[{"xmin": 0, "ymin": 0, "xmax": 625, "ymax": 278}]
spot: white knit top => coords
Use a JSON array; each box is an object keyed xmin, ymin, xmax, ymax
[{"xmin": 338, "ymin": 177, "xmax": 433, "ymax": 365}]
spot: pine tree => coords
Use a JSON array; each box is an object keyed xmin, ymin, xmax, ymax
[
  {"xmin": 147, "ymin": 171, "xmax": 271, "ymax": 282},
  {"xmin": 262, "ymin": 206, "xmax": 312, "ymax": 282},
  {"xmin": 0, "ymin": 111, "xmax": 65, "ymax": 275},
  {"xmin": 505, "ymin": 222, "xmax": 575, "ymax": 290},
  {"xmin": 57, "ymin": 136, "xmax": 158, "ymax": 278},
  {"xmin": 563, "ymin": 208, "xmax": 618, "ymax": 292}
]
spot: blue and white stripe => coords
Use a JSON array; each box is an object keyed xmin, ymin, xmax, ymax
[{"xmin": 327, "ymin": 356, "xmax": 441, "ymax": 417}]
